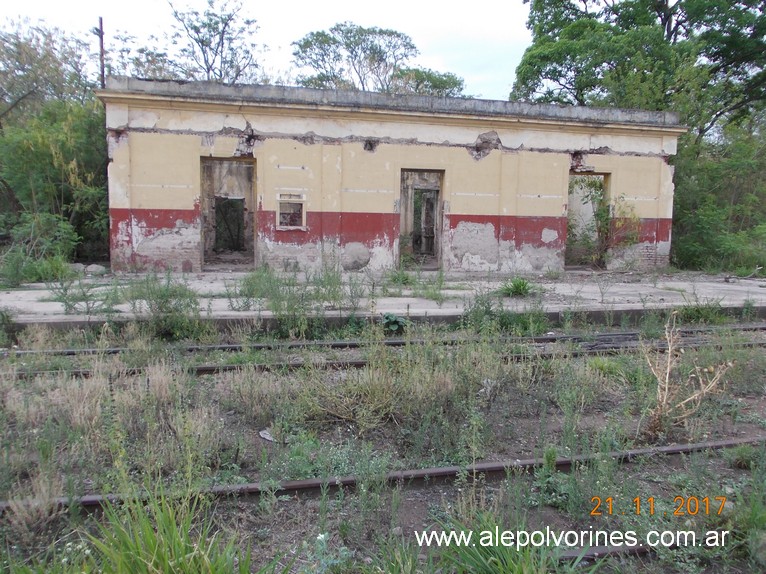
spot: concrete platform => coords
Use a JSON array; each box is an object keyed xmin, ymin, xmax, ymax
[{"xmin": 1, "ymin": 269, "xmax": 765, "ymax": 329}]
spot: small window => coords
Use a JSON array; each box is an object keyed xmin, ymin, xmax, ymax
[{"xmin": 278, "ymin": 193, "xmax": 305, "ymax": 228}]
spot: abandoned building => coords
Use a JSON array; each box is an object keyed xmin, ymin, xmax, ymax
[{"xmin": 97, "ymin": 77, "xmax": 685, "ymax": 273}]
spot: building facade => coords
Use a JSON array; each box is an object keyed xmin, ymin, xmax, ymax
[{"xmin": 98, "ymin": 77, "xmax": 684, "ymax": 273}]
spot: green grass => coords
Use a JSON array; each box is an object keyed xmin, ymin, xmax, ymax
[{"xmin": 499, "ymin": 277, "xmax": 533, "ymax": 297}]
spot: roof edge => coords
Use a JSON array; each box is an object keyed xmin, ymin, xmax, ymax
[{"xmin": 99, "ymin": 76, "xmax": 684, "ymax": 129}]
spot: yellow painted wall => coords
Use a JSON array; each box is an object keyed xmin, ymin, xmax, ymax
[
  {"xmin": 516, "ymin": 152, "xmax": 570, "ymax": 217},
  {"xmin": 128, "ymin": 133, "xmax": 201, "ymax": 210},
  {"xmin": 581, "ymin": 154, "xmax": 668, "ymax": 219},
  {"xmin": 111, "ymin": 102, "xmax": 679, "ymax": 223}
]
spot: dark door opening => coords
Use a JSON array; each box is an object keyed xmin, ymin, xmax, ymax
[
  {"xmin": 400, "ymin": 170, "xmax": 443, "ymax": 269},
  {"xmin": 214, "ymin": 197, "xmax": 245, "ymax": 252},
  {"xmin": 413, "ymin": 189, "xmax": 437, "ymax": 256},
  {"xmin": 201, "ymin": 158, "xmax": 255, "ymax": 268}
]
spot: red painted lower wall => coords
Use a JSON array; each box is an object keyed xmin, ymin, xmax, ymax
[
  {"xmin": 256, "ymin": 210, "xmax": 400, "ymax": 245},
  {"xmin": 446, "ymin": 214, "xmax": 569, "ymax": 248},
  {"xmin": 110, "ymin": 207, "xmax": 201, "ymax": 272},
  {"xmin": 109, "ymin": 206, "xmax": 673, "ymax": 270}
]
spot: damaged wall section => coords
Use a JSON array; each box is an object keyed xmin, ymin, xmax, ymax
[{"xmin": 99, "ymin": 78, "xmax": 684, "ymax": 273}]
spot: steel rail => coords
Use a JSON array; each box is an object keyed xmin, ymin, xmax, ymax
[
  {"xmin": 5, "ymin": 322, "xmax": 765, "ymax": 358},
  {"xmin": 9, "ymin": 337, "xmax": 766, "ymax": 380},
  {"xmin": 1, "ymin": 436, "xmax": 762, "ymax": 516}
]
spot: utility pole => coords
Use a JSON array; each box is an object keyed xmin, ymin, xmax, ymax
[{"xmin": 93, "ymin": 17, "xmax": 105, "ymax": 89}]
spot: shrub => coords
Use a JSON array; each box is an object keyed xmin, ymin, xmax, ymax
[
  {"xmin": 85, "ymin": 492, "xmax": 255, "ymax": 574},
  {"xmin": 125, "ymin": 272, "xmax": 209, "ymax": 340},
  {"xmin": 0, "ymin": 213, "xmax": 79, "ymax": 286},
  {"xmin": 382, "ymin": 313, "xmax": 407, "ymax": 335},
  {"xmin": 500, "ymin": 277, "xmax": 532, "ymax": 297}
]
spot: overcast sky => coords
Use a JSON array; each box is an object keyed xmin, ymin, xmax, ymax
[{"xmin": 9, "ymin": 0, "xmax": 532, "ymax": 101}]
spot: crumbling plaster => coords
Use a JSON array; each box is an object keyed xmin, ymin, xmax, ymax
[{"xmin": 99, "ymin": 78, "xmax": 685, "ymax": 273}]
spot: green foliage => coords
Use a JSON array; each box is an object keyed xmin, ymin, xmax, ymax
[
  {"xmin": 515, "ymin": 2, "xmax": 766, "ymax": 273},
  {"xmin": 500, "ymin": 277, "xmax": 532, "ymax": 297},
  {"xmin": 672, "ymin": 118, "xmax": 766, "ymax": 271},
  {"xmin": 168, "ymin": 0, "xmax": 261, "ymax": 83},
  {"xmin": 125, "ymin": 272, "xmax": 210, "ymax": 340},
  {"xmin": 387, "ymin": 268, "xmax": 413, "ymax": 286},
  {"xmin": 0, "ymin": 307, "xmax": 14, "ymax": 347},
  {"xmin": 46, "ymin": 276, "xmax": 118, "ymax": 315},
  {"xmin": 438, "ymin": 511, "xmax": 598, "ymax": 573},
  {"xmin": 10, "ymin": 213, "xmax": 79, "ymax": 260},
  {"xmin": 392, "ymin": 67, "xmax": 466, "ymax": 97},
  {"xmin": 292, "ymin": 22, "xmax": 418, "ymax": 92},
  {"xmin": 0, "ymin": 22, "xmax": 93, "ymax": 121},
  {"xmin": 382, "ymin": 313, "xmax": 407, "ymax": 335},
  {"xmin": 0, "ymin": 99, "xmax": 107, "ymax": 261},
  {"xmin": 85, "ymin": 492, "xmax": 254, "ymax": 574},
  {"xmin": 0, "ymin": 212, "xmax": 77, "ymax": 285},
  {"xmin": 292, "ymin": 21, "xmax": 465, "ymax": 96}
]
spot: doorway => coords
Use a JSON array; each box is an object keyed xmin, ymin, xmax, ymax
[
  {"xmin": 565, "ymin": 173, "xmax": 609, "ymax": 268},
  {"xmin": 400, "ymin": 170, "xmax": 443, "ymax": 269},
  {"xmin": 201, "ymin": 158, "xmax": 255, "ymax": 267}
]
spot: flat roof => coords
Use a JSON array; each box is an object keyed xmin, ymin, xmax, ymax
[{"xmin": 100, "ymin": 76, "xmax": 683, "ymax": 129}]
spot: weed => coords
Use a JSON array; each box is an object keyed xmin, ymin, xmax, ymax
[
  {"xmin": 84, "ymin": 491, "xmax": 257, "ymax": 574},
  {"xmin": 642, "ymin": 313, "xmax": 731, "ymax": 438},
  {"xmin": 499, "ymin": 305, "xmax": 551, "ymax": 336},
  {"xmin": 438, "ymin": 511, "xmax": 599, "ymax": 573},
  {"xmin": 309, "ymin": 262, "xmax": 345, "ymax": 309},
  {"xmin": 125, "ymin": 272, "xmax": 210, "ymax": 340},
  {"xmin": 543, "ymin": 268, "xmax": 563, "ymax": 280},
  {"xmin": 346, "ymin": 273, "xmax": 368, "ymax": 312},
  {"xmin": 5, "ymin": 470, "xmax": 64, "ymax": 546},
  {"xmin": 461, "ymin": 290, "xmax": 502, "ymax": 333},
  {"xmin": 372, "ymin": 538, "xmax": 435, "ymax": 574},
  {"xmin": 741, "ymin": 298, "xmax": 757, "ymax": 322},
  {"xmin": 297, "ymin": 532, "xmax": 353, "ymax": 574},
  {"xmin": 0, "ymin": 307, "xmax": 14, "ymax": 347},
  {"xmin": 677, "ymin": 294, "xmax": 727, "ymax": 324},
  {"xmin": 387, "ymin": 268, "xmax": 413, "ymax": 287},
  {"xmin": 726, "ymin": 444, "xmax": 764, "ymax": 470},
  {"xmin": 381, "ymin": 313, "xmax": 407, "ymax": 336},
  {"xmin": 499, "ymin": 277, "xmax": 532, "ymax": 297},
  {"xmin": 413, "ymin": 271, "xmax": 446, "ymax": 305},
  {"xmin": 46, "ymin": 276, "xmax": 117, "ymax": 315}
]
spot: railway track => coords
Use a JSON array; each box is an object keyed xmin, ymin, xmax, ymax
[
  {"xmin": 3, "ymin": 324, "xmax": 762, "ymax": 568},
  {"xmin": 6, "ymin": 322, "xmax": 766, "ymax": 358},
  {"xmin": 1, "ymin": 435, "xmax": 761, "ymax": 514},
  {"xmin": 6, "ymin": 322, "xmax": 766, "ymax": 379},
  {"xmin": 1, "ymin": 435, "xmax": 761, "ymax": 565}
]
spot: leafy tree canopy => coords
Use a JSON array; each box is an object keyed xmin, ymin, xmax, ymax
[
  {"xmin": 292, "ymin": 22, "xmax": 466, "ymax": 96},
  {"xmin": 0, "ymin": 22, "xmax": 93, "ymax": 123},
  {"xmin": 107, "ymin": 0, "xmax": 262, "ymax": 84},
  {"xmin": 513, "ymin": 0, "xmax": 765, "ymax": 129}
]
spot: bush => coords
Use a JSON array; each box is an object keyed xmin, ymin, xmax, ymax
[
  {"xmin": 84, "ymin": 492, "xmax": 255, "ymax": 574},
  {"xmin": 0, "ymin": 213, "xmax": 79, "ymax": 286},
  {"xmin": 125, "ymin": 272, "xmax": 210, "ymax": 340},
  {"xmin": 11, "ymin": 213, "xmax": 79, "ymax": 260},
  {"xmin": 500, "ymin": 277, "xmax": 532, "ymax": 297}
]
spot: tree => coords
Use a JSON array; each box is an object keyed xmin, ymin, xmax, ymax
[
  {"xmin": 392, "ymin": 67, "xmax": 466, "ymax": 98},
  {"xmin": 685, "ymin": 0, "xmax": 766, "ymax": 118},
  {"xmin": 293, "ymin": 22, "xmax": 417, "ymax": 92},
  {"xmin": 292, "ymin": 22, "xmax": 466, "ymax": 96},
  {"xmin": 512, "ymin": 0, "xmax": 766, "ymax": 273},
  {"xmin": 168, "ymin": 0, "xmax": 261, "ymax": 83},
  {"xmin": 106, "ymin": 0, "xmax": 262, "ymax": 83},
  {"xmin": 107, "ymin": 33, "xmax": 181, "ymax": 80},
  {"xmin": 513, "ymin": 1, "xmax": 766, "ymax": 118},
  {"xmin": 0, "ymin": 21, "xmax": 107, "ymax": 267},
  {"xmin": 0, "ymin": 22, "xmax": 93, "ymax": 123}
]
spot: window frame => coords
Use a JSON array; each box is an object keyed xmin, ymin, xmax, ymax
[{"xmin": 276, "ymin": 193, "xmax": 307, "ymax": 230}]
